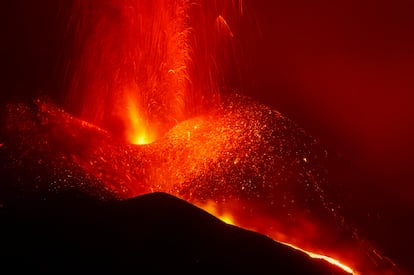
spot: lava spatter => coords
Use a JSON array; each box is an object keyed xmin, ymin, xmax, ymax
[
  {"xmin": 1, "ymin": 99, "xmax": 147, "ymax": 200},
  {"xmin": 148, "ymin": 94, "xmax": 332, "ymax": 221}
]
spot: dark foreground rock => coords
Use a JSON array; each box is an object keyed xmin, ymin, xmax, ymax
[{"xmin": 0, "ymin": 192, "xmax": 349, "ymax": 274}]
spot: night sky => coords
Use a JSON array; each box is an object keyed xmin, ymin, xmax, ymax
[{"xmin": 247, "ymin": 1, "xmax": 414, "ymax": 204}]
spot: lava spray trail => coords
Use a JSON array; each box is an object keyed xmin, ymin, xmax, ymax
[{"xmin": 62, "ymin": 0, "xmax": 245, "ymax": 144}]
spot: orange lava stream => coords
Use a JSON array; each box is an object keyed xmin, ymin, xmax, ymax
[
  {"xmin": 280, "ymin": 242, "xmax": 354, "ymax": 274},
  {"xmin": 200, "ymin": 203, "xmax": 355, "ymax": 274}
]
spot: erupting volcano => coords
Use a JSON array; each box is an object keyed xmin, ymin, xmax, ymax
[
  {"xmin": 62, "ymin": 0, "xmax": 242, "ymax": 144},
  {"xmin": 0, "ymin": 0, "xmax": 406, "ymax": 274}
]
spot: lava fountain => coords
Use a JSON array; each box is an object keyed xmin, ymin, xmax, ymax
[
  {"xmin": 0, "ymin": 0, "xmax": 402, "ymax": 274},
  {"xmin": 62, "ymin": 0, "xmax": 243, "ymax": 144}
]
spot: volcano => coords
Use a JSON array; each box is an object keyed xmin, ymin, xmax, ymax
[
  {"xmin": 2, "ymin": 0, "xmax": 413, "ymax": 274},
  {"xmin": 0, "ymin": 95, "xmax": 399, "ymax": 274}
]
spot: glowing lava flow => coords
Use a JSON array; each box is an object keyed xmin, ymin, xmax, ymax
[
  {"xmin": 200, "ymin": 202, "xmax": 354, "ymax": 274},
  {"xmin": 280, "ymin": 242, "xmax": 355, "ymax": 275},
  {"xmin": 196, "ymin": 200, "xmax": 235, "ymax": 225}
]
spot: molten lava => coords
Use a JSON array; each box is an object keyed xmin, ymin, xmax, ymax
[
  {"xmin": 200, "ymin": 200, "xmax": 354, "ymax": 274},
  {"xmin": 0, "ymin": 0, "xmax": 401, "ymax": 274},
  {"xmin": 126, "ymin": 94, "xmax": 154, "ymax": 145}
]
